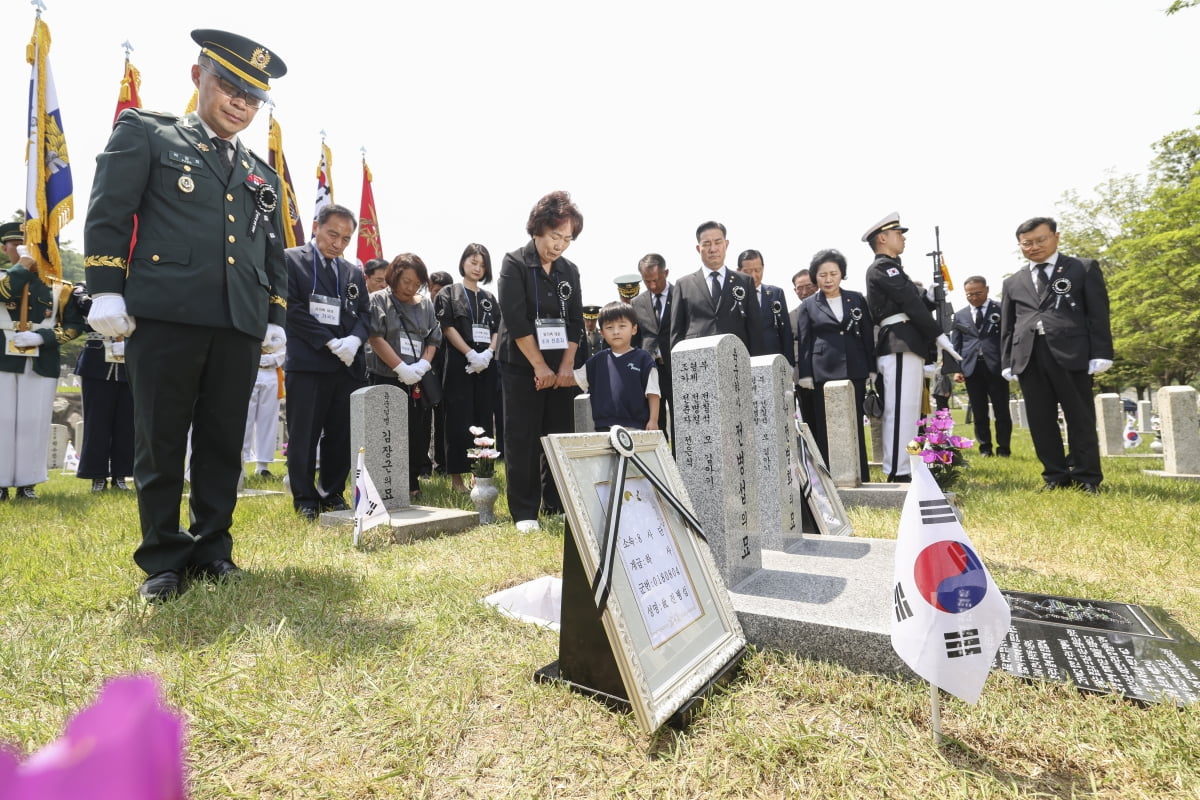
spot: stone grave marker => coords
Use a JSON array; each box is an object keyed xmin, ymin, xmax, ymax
[
  {"xmin": 1159, "ymin": 385, "xmax": 1200, "ymax": 476},
  {"xmin": 1095, "ymin": 393, "xmax": 1125, "ymax": 457},
  {"xmin": 823, "ymin": 380, "xmax": 862, "ymax": 488},
  {"xmin": 573, "ymin": 393, "xmax": 595, "ymax": 433},
  {"xmin": 1137, "ymin": 399, "xmax": 1153, "ymax": 433},
  {"xmin": 46, "ymin": 424, "xmax": 69, "ymax": 469},
  {"xmin": 350, "ymin": 384, "xmax": 409, "ymax": 511},
  {"xmin": 750, "ymin": 354, "xmax": 801, "ymax": 551}
]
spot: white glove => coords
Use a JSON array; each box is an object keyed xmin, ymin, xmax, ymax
[
  {"xmin": 797, "ymin": 377, "xmax": 815, "ymax": 390},
  {"xmin": 1001, "ymin": 368, "xmax": 1017, "ymax": 382},
  {"xmin": 259, "ymin": 353, "xmax": 275, "ymax": 368},
  {"xmin": 412, "ymin": 358, "xmax": 431, "ymax": 378},
  {"xmin": 934, "ymin": 333, "xmax": 962, "ymax": 363},
  {"xmin": 464, "ymin": 349, "xmax": 486, "ymax": 374},
  {"xmin": 923, "ymin": 364, "xmax": 939, "ymax": 376},
  {"xmin": 478, "ymin": 348, "xmax": 494, "ymax": 369},
  {"xmin": 394, "ymin": 361, "xmax": 421, "ymax": 385},
  {"xmin": 15, "ymin": 245, "xmax": 31, "ymax": 261},
  {"xmin": 924, "ymin": 286, "xmax": 937, "ymax": 303},
  {"xmin": 1088, "ymin": 358, "xmax": 1113, "ymax": 375},
  {"xmin": 87, "ymin": 293, "xmax": 136, "ymax": 338},
  {"xmin": 262, "ymin": 323, "xmax": 286, "ymax": 354},
  {"xmin": 11, "ymin": 331, "xmax": 43, "ymax": 347},
  {"xmin": 329, "ymin": 335, "xmax": 362, "ymax": 366}
]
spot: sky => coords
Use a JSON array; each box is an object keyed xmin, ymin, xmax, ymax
[{"xmin": 3, "ymin": 0, "xmax": 1198, "ymax": 313}]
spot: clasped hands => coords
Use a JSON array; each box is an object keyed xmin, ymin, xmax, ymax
[
  {"xmin": 463, "ymin": 348, "xmax": 493, "ymax": 375},
  {"xmin": 533, "ymin": 364, "xmax": 573, "ymax": 391}
]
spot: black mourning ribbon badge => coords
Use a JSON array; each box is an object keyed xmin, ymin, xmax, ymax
[{"xmin": 245, "ymin": 175, "xmax": 278, "ymax": 240}]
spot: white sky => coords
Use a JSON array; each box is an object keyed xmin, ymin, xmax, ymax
[{"xmin": 4, "ymin": 0, "xmax": 1197, "ymax": 312}]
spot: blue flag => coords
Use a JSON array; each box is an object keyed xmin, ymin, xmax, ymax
[{"xmin": 25, "ymin": 15, "xmax": 73, "ymax": 281}]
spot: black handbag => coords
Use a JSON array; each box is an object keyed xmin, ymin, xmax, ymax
[
  {"xmin": 863, "ymin": 383, "xmax": 884, "ymax": 418},
  {"xmin": 416, "ymin": 368, "xmax": 443, "ymax": 408}
]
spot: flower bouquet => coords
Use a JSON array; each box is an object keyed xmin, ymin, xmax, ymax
[
  {"xmin": 909, "ymin": 408, "xmax": 974, "ymax": 490},
  {"xmin": 467, "ymin": 426, "xmax": 500, "ymax": 478}
]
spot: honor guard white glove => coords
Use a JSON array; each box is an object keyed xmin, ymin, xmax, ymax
[
  {"xmin": 394, "ymin": 361, "xmax": 421, "ymax": 385},
  {"xmin": 262, "ymin": 323, "xmax": 287, "ymax": 354},
  {"xmin": 1001, "ymin": 368, "xmax": 1017, "ymax": 382},
  {"xmin": 259, "ymin": 353, "xmax": 275, "ymax": 369},
  {"xmin": 1088, "ymin": 358, "xmax": 1113, "ymax": 375},
  {"xmin": 328, "ymin": 335, "xmax": 362, "ymax": 366},
  {"xmin": 88, "ymin": 293, "xmax": 137, "ymax": 338},
  {"xmin": 924, "ymin": 364, "xmax": 939, "ymax": 376},
  {"xmin": 797, "ymin": 377, "xmax": 815, "ymax": 390},
  {"xmin": 11, "ymin": 330, "xmax": 44, "ymax": 347},
  {"xmin": 412, "ymin": 358, "xmax": 431, "ymax": 378},
  {"xmin": 934, "ymin": 334, "xmax": 962, "ymax": 364}
]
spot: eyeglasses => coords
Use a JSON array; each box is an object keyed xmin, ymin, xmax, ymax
[
  {"xmin": 1018, "ymin": 235, "xmax": 1054, "ymax": 249},
  {"xmin": 964, "ymin": 290, "xmax": 987, "ymax": 298},
  {"xmin": 200, "ymin": 64, "xmax": 266, "ymax": 110}
]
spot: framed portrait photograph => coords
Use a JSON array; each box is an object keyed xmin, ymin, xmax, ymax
[
  {"xmin": 793, "ymin": 420, "xmax": 853, "ymax": 537},
  {"xmin": 540, "ymin": 428, "xmax": 747, "ymax": 734}
]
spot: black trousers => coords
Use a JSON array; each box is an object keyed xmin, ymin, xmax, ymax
[
  {"xmin": 811, "ymin": 377, "xmax": 870, "ymax": 483},
  {"xmin": 442, "ymin": 350, "xmax": 497, "ymax": 474},
  {"xmin": 501, "ymin": 368, "xmax": 574, "ymax": 522},
  {"xmin": 1018, "ymin": 336, "xmax": 1100, "ymax": 486},
  {"xmin": 963, "ymin": 363, "xmax": 1012, "ymax": 454},
  {"xmin": 126, "ymin": 319, "xmax": 258, "ymax": 575},
  {"xmin": 77, "ymin": 377, "xmax": 134, "ymax": 481},
  {"xmin": 286, "ymin": 367, "xmax": 367, "ymax": 508}
]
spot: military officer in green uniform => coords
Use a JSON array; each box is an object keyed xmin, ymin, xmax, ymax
[
  {"xmin": 0, "ymin": 221, "xmax": 85, "ymax": 500},
  {"xmin": 84, "ymin": 29, "xmax": 289, "ymax": 602}
]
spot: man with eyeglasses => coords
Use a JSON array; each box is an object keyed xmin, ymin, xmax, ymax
[
  {"xmin": 951, "ymin": 276, "xmax": 1011, "ymax": 457},
  {"xmin": 1000, "ymin": 217, "xmax": 1112, "ymax": 493},
  {"xmin": 84, "ymin": 29, "xmax": 289, "ymax": 602}
]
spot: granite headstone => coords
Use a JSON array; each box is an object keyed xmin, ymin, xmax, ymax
[
  {"xmin": 1095, "ymin": 392, "xmax": 1125, "ymax": 457},
  {"xmin": 750, "ymin": 354, "xmax": 801, "ymax": 551},
  {"xmin": 350, "ymin": 384, "xmax": 409, "ymax": 511},
  {"xmin": 573, "ymin": 393, "xmax": 595, "ymax": 433},
  {"xmin": 1159, "ymin": 385, "xmax": 1200, "ymax": 476},
  {"xmin": 46, "ymin": 424, "xmax": 68, "ymax": 469},
  {"xmin": 823, "ymin": 379, "xmax": 862, "ymax": 488}
]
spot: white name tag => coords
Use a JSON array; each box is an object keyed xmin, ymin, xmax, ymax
[
  {"xmin": 105, "ymin": 339, "xmax": 125, "ymax": 363},
  {"xmin": 471, "ymin": 324, "xmax": 491, "ymax": 345},
  {"xmin": 398, "ymin": 337, "xmax": 418, "ymax": 358},
  {"xmin": 309, "ymin": 293, "xmax": 340, "ymax": 326},
  {"xmin": 535, "ymin": 318, "xmax": 567, "ymax": 350}
]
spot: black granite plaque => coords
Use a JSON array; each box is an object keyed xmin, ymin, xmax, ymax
[{"xmin": 993, "ymin": 590, "xmax": 1200, "ymax": 706}]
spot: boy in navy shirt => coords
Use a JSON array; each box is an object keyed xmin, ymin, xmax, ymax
[{"xmin": 573, "ymin": 302, "xmax": 660, "ymax": 431}]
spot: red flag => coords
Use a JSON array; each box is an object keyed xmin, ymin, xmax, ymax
[
  {"xmin": 113, "ymin": 55, "xmax": 141, "ymax": 123},
  {"xmin": 356, "ymin": 156, "xmax": 383, "ymax": 264},
  {"xmin": 268, "ymin": 114, "xmax": 306, "ymax": 248}
]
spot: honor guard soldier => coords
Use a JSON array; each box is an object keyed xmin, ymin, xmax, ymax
[
  {"xmin": 1, "ymin": 222, "xmax": 85, "ymax": 500},
  {"xmin": 862, "ymin": 213, "xmax": 960, "ymax": 482},
  {"xmin": 614, "ymin": 274, "xmax": 641, "ymax": 304},
  {"xmin": 579, "ymin": 304, "xmax": 604, "ymax": 366},
  {"xmin": 84, "ymin": 29, "xmax": 289, "ymax": 602}
]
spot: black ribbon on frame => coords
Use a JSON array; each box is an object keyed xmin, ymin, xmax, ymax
[{"xmin": 591, "ymin": 426, "xmax": 707, "ymax": 611}]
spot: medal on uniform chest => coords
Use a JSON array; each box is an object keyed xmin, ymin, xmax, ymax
[
  {"xmin": 731, "ymin": 284, "xmax": 747, "ymax": 317},
  {"xmin": 245, "ymin": 175, "xmax": 278, "ymax": 240},
  {"xmin": 1051, "ymin": 276, "xmax": 1075, "ymax": 310},
  {"xmin": 177, "ymin": 175, "xmax": 195, "ymax": 193}
]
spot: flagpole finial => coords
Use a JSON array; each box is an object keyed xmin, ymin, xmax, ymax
[
  {"xmin": 121, "ymin": 40, "xmax": 134, "ymax": 58},
  {"xmin": 360, "ymin": 146, "xmax": 367, "ymax": 159},
  {"xmin": 319, "ymin": 129, "xmax": 327, "ymax": 141},
  {"xmin": 31, "ymin": 0, "xmax": 47, "ymax": 16}
]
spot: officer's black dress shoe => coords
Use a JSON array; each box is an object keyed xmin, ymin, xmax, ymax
[
  {"xmin": 1077, "ymin": 482, "xmax": 1099, "ymax": 494},
  {"xmin": 112, "ymin": 477, "xmax": 131, "ymax": 491},
  {"xmin": 91, "ymin": 478, "xmax": 108, "ymax": 492},
  {"xmin": 997, "ymin": 449, "xmax": 1012, "ymax": 457},
  {"xmin": 256, "ymin": 469, "xmax": 278, "ymax": 480},
  {"xmin": 886, "ymin": 474, "xmax": 912, "ymax": 483},
  {"xmin": 320, "ymin": 496, "xmax": 349, "ymax": 512},
  {"xmin": 139, "ymin": 570, "xmax": 184, "ymax": 603},
  {"xmin": 1040, "ymin": 481, "xmax": 1068, "ymax": 492},
  {"xmin": 978, "ymin": 450, "xmax": 994, "ymax": 458},
  {"xmin": 190, "ymin": 559, "xmax": 243, "ymax": 582},
  {"xmin": 14, "ymin": 486, "xmax": 37, "ymax": 500},
  {"xmin": 297, "ymin": 505, "xmax": 320, "ymax": 522}
]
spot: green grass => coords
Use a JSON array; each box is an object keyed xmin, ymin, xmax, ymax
[{"xmin": 1, "ymin": 424, "xmax": 1198, "ymax": 799}]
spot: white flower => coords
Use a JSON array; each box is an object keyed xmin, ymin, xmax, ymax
[{"xmin": 469, "ymin": 425, "xmax": 485, "ymax": 436}]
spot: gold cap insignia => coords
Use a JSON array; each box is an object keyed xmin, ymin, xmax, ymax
[{"xmin": 251, "ymin": 48, "xmax": 271, "ymax": 70}]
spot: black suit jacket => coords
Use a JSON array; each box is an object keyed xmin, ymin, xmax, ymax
[
  {"xmin": 756, "ymin": 283, "xmax": 795, "ymax": 367},
  {"xmin": 1000, "ymin": 255, "xmax": 1112, "ymax": 374},
  {"xmin": 950, "ymin": 299, "xmax": 1002, "ymax": 377},
  {"xmin": 631, "ymin": 283, "xmax": 674, "ymax": 398},
  {"xmin": 284, "ymin": 243, "xmax": 371, "ymax": 374},
  {"xmin": 865, "ymin": 254, "xmax": 940, "ymax": 357},
  {"xmin": 795, "ymin": 290, "xmax": 875, "ymax": 382},
  {"xmin": 672, "ymin": 267, "xmax": 765, "ymax": 356}
]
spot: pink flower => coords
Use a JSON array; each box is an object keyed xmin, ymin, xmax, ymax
[
  {"xmin": 938, "ymin": 450, "xmax": 954, "ymax": 464},
  {"xmin": 948, "ymin": 436, "xmax": 975, "ymax": 449},
  {"xmin": 0, "ymin": 675, "xmax": 185, "ymax": 800},
  {"xmin": 921, "ymin": 450, "xmax": 941, "ymax": 464}
]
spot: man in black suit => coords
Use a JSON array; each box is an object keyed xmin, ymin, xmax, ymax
[
  {"xmin": 85, "ymin": 29, "xmax": 288, "ymax": 601},
  {"xmin": 284, "ymin": 204, "xmax": 371, "ymax": 520},
  {"xmin": 951, "ymin": 276, "xmax": 1011, "ymax": 457},
  {"xmin": 630, "ymin": 253, "xmax": 673, "ymax": 439},
  {"xmin": 737, "ymin": 249, "xmax": 794, "ymax": 367},
  {"xmin": 790, "ymin": 269, "xmax": 818, "ymax": 422},
  {"xmin": 672, "ymin": 221, "xmax": 764, "ymax": 356},
  {"xmin": 1001, "ymin": 217, "xmax": 1113, "ymax": 492}
]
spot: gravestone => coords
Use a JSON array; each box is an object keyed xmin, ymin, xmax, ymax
[
  {"xmin": 72, "ymin": 420, "xmax": 83, "ymax": 449},
  {"xmin": 750, "ymin": 355, "xmax": 801, "ymax": 551},
  {"xmin": 1009, "ymin": 399, "xmax": 1021, "ymax": 428},
  {"xmin": 349, "ymin": 384, "xmax": 409, "ymax": 511},
  {"xmin": 573, "ymin": 393, "xmax": 595, "ymax": 433},
  {"xmin": 1158, "ymin": 385, "xmax": 1200, "ymax": 476},
  {"xmin": 46, "ymin": 424, "xmax": 69, "ymax": 469},
  {"xmin": 1095, "ymin": 393, "xmax": 1125, "ymax": 457},
  {"xmin": 672, "ymin": 334, "xmax": 761, "ymax": 588},
  {"xmin": 1137, "ymin": 399, "xmax": 1153, "ymax": 433},
  {"xmin": 823, "ymin": 380, "xmax": 862, "ymax": 488}
]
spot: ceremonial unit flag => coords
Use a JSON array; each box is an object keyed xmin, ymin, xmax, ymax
[
  {"xmin": 356, "ymin": 157, "xmax": 383, "ymax": 264},
  {"xmin": 113, "ymin": 55, "xmax": 141, "ymax": 123},
  {"xmin": 890, "ymin": 456, "xmax": 1011, "ymax": 704},
  {"xmin": 24, "ymin": 14, "xmax": 73, "ymax": 282},
  {"xmin": 314, "ymin": 141, "xmax": 334, "ymax": 219},
  {"xmin": 268, "ymin": 115, "xmax": 307, "ymax": 248},
  {"xmin": 939, "ymin": 255, "xmax": 954, "ymax": 292},
  {"xmin": 353, "ymin": 449, "xmax": 389, "ymax": 546}
]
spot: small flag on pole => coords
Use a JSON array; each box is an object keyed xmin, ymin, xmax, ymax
[
  {"xmin": 890, "ymin": 456, "xmax": 1011, "ymax": 705},
  {"xmin": 356, "ymin": 151, "xmax": 383, "ymax": 264},
  {"xmin": 24, "ymin": 10, "xmax": 73, "ymax": 282},
  {"xmin": 314, "ymin": 136, "xmax": 333, "ymax": 219},
  {"xmin": 113, "ymin": 42, "xmax": 141, "ymax": 123},
  {"xmin": 353, "ymin": 448, "xmax": 389, "ymax": 547}
]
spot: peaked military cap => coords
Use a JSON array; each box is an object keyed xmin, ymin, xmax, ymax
[
  {"xmin": 192, "ymin": 29, "xmax": 287, "ymax": 102},
  {"xmin": 0, "ymin": 221, "xmax": 24, "ymax": 243},
  {"xmin": 861, "ymin": 212, "xmax": 909, "ymax": 243},
  {"xmin": 614, "ymin": 274, "xmax": 642, "ymax": 300},
  {"xmin": 582, "ymin": 305, "xmax": 601, "ymax": 319}
]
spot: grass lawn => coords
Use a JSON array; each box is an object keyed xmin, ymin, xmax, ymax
[{"xmin": 1, "ymin": 419, "xmax": 1197, "ymax": 799}]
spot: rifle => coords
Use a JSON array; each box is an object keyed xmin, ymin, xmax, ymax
[{"xmin": 926, "ymin": 227, "xmax": 959, "ymax": 373}]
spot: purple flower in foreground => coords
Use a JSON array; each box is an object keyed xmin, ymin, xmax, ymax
[
  {"xmin": 0, "ymin": 675, "xmax": 185, "ymax": 800},
  {"xmin": 921, "ymin": 450, "xmax": 941, "ymax": 464},
  {"xmin": 948, "ymin": 436, "xmax": 975, "ymax": 449}
]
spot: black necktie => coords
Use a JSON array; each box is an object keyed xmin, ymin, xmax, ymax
[
  {"xmin": 1035, "ymin": 263, "xmax": 1050, "ymax": 297},
  {"xmin": 654, "ymin": 293, "xmax": 663, "ymax": 320},
  {"xmin": 710, "ymin": 272, "xmax": 722, "ymax": 306},
  {"xmin": 974, "ymin": 306, "xmax": 984, "ymax": 330},
  {"xmin": 212, "ymin": 137, "xmax": 233, "ymax": 180}
]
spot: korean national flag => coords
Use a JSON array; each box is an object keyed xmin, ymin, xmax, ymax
[
  {"xmin": 353, "ymin": 449, "xmax": 389, "ymax": 544},
  {"xmin": 890, "ymin": 456, "xmax": 1011, "ymax": 704}
]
